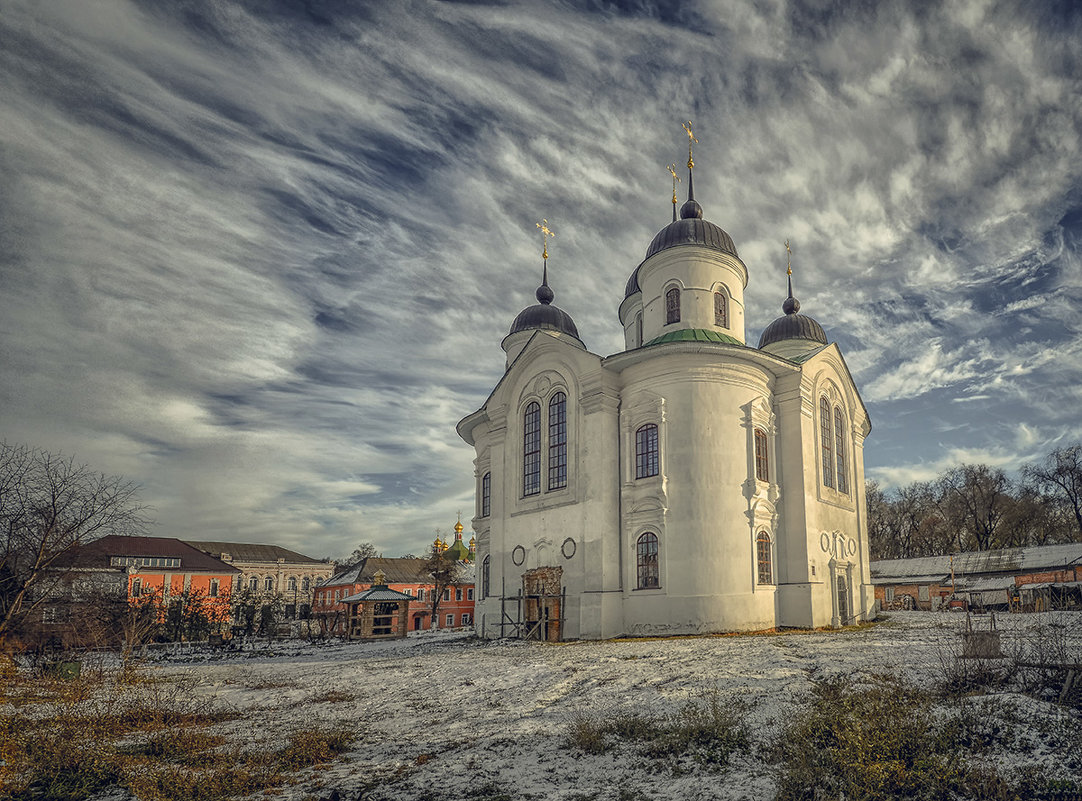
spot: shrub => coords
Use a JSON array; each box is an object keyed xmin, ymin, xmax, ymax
[{"xmin": 771, "ymin": 676, "xmax": 1029, "ymax": 801}]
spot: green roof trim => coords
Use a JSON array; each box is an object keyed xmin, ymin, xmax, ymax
[{"xmin": 644, "ymin": 328, "xmax": 744, "ymax": 347}]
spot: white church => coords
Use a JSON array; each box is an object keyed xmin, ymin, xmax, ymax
[{"xmin": 457, "ymin": 136, "xmax": 874, "ymax": 640}]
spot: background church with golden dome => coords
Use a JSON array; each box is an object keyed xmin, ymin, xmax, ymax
[{"xmin": 457, "ymin": 132, "xmax": 874, "ymax": 639}]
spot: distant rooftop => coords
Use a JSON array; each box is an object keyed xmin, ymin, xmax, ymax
[
  {"xmin": 871, "ymin": 543, "xmax": 1082, "ymax": 581},
  {"xmin": 184, "ymin": 540, "xmax": 328, "ymax": 565}
]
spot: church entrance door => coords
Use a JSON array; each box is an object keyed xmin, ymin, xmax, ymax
[{"xmin": 522, "ymin": 566, "xmax": 563, "ymax": 642}]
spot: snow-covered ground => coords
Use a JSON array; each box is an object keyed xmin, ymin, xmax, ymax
[{"xmin": 150, "ymin": 612, "xmax": 1082, "ymax": 800}]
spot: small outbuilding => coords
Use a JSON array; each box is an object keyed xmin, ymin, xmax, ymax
[{"xmin": 341, "ymin": 570, "xmax": 415, "ymax": 641}]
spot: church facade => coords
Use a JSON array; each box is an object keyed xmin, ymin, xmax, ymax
[{"xmin": 457, "ymin": 155, "xmax": 874, "ymax": 640}]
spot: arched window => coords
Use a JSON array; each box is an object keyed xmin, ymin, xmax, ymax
[
  {"xmin": 131, "ymin": 578, "xmax": 141, "ymax": 597},
  {"xmin": 287, "ymin": 576, "xmax": 298, "ymax": 592},
  {"xmin": 635, "ymin": 312, "xmax": 643, "ymax": 347},
  {"xmin": 548, "ymin": 392, "xmax": 567, "ymax": 490},
  {"xmin": 834, "ymin": 407, "xmax": 848, "ymax": 494},
  {"xmin": 264, "ymin": 576, "xmax": 275, "ymax": 592},
  {"xmin": 637, "ymin": 532, "xmax": 659, "ymax": 589},
  {"xmin": 481, "ymin": 472, "xmax": 491, "ymax": 517},
  {"xmin": 665, "ymin": 287, "xmax": 681, "ymax": 324},
  {"xmin": 754, "ymin": 428, "xmax": 769, "ymax": 482},
  {"xmin": 523, "ymin": 401, "xmax": 541, "ymax": 496},
  {"xmin": 302, "ymin": 577, "xmax": 311, "ymax": 592},
  {"xmin": 248, "ymin": 576, "xmax": 258, "ymax": 592},
  {"xmin": 482, "ymin": 555, "xmax": 490, "ymax": 599},
  {"xmin": 756, "ymin": 532, "xmax": 772, "ymax": 585},
  {"xmin": 820, "ymin": 397, "xmax": 834, "ymax": 489},
  {"xmin": 714, "ymin": 291, "xmax": 728, "ymax": 328},
  {"xmin": 635, "ymin": 424, "xmax": 659, "ymax": 479}
]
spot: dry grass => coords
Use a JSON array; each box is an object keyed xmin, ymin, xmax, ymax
[{"xmin": 0, "ymin": 671, "xmax": 356, "ymax": 801}]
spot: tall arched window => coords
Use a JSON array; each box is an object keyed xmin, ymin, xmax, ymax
[
  {"xmin": 131, "ymin": 578, "xmax": 142, "ymax": 597},
  {"xmin": 820, "ymin": 397, "xmax": 834, "ymax": 489},
  {"xmin": 481, "ymin": 555, "xmax": 490, "ymax": 599},
  {"xmin": 264, "ymin": 576, "xmax": 275, "ymax": 592},
  {"xmin": 287, "ymin": 576, "xmax": 298, "ymax": 592},
  {"xmin": 548, "ymin": 392, "xmax": 567, "ymax": 490},
  {"xmin": 481, "ymin": 472, "xmax": 491, "ymax": 517},
  {"xmin": 248, "ymin": 576, "xmax": 258, "ymax": 592},
  {"xmin": 756, "ymin": 532, "xmax": 772, "ymax": 585},
  {"xmin": 635, "ymin": 424, "xmax": 659, "ymax": 478},
  {"xmin": 665, "ymin": 287, "xmax": 681, "ymax": 324},
  {"xmin": 635, "ymin": 312, "xmax": 643, "ymax": 347},
  {"xmin": 834, "ymin": 407, "xmax": 848, "ymax": 494},
  {"xmin": 636, "ymin": 532, "xmax": 659, "ymax": 589},
  {"xmin": 754, "ymin": 428, "xmax": 769, "ymax": 482},
  {"xmin": 523, "ymin": 401, "xmax": 541, "ymax": 496},
  {"xmin": 714, "ymin": 291, "xmax": 728, "ymax": 328},
  {"xmin": 302, "ymin": 577, "xmax": 311, "ymax": 592}
]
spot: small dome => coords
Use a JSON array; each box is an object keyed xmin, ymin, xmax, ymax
[
  {"xmin": 758, "ymin": 311, "xmax": 827, "ymax": 349},
  {"xmin": 509, "ymin": 301, "xmax": 581, "ymax": 339}
]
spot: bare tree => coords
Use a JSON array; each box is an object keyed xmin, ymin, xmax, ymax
[
  {"xmin": 339, "ymin": 542, "xmax": 378, "ymax": 570},
  {"xmin": 936, "ymin": 464, "xmax": 1011, "ymax": 552},
  {"xmin": 424, "ymin": 545, "xmax": 462, "ymax": 629},
  {"xmin": 1023, "ymin": 444, "xmax": 1082, "ymax": 541},
  {"xmin": 0, "ymin": 442, "xmax": 148, "ymax": 649}
]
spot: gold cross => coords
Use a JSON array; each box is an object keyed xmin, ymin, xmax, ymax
[
  {"xmin": 667, "ymin": 163, "xmax": 681, "ymax": 204},
  {"xmin": 536, "ymin": 219, "xmax": 555, "ymax": 261},
  {"xmin": 682, "ymin": 120, "xmax": 697, "ymax": 169},
  {"xmin": 785, "ymin": 239, "xmax": 793, "ymax": 276}
]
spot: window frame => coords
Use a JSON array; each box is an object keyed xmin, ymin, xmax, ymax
[
  {"xmin": 481, "ymin": 555, "xmax": 490, "ymax": 600},
  {"xmin": 481, "ymin": 471, "xmax": 491, "ymax": 517},
  {"xmin": 264, "ymin": 576, "xmax": 275, "ymax": 592},
  {"xmin": 548, "ymin": 391, "xmax": 567, "ymax": 490},
  {"xmin": 636, "ymin": 532, "xmax": 660, "ymax": 589},
  {"xmin": 635, "ymin": 423, "xmax": 660, "ymax": 479},
  {"xmin": 820, "ymin": 397, "xmax": 834, "ymax": 489},
  {"xmin": 834, "ymin": 406, "xmax": 848, "ymax": 494},
  {"xmin": 714, "ymin": 291, "xmax": 728, "ymax": 329},
  {"xmin": 665, "ymin": 286, "xmax": 681, "ymax": 325},
  {"xmin": 523, "ymin": 401, "xmax": 542, "ymax": 496},
  {"xmin": 756, "ymin": 531, "xmax": 773, "ymax": 585},
  {"xmin": 754, "ymin": 428, "xmax": 769, "ymax": 482}
]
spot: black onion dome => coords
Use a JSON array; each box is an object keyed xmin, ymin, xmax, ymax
[
  {"xmin": 757, "ymin": 313, "xmax": 827, "ymax": 348},
  {"xmin": 509, "ymin": 276, "xmax": 580, "ymax": 339},
  {"xmin": 625, "ymin": 212, "xmax": 740, "ymax": 299},
  {"xmin": 508, "ymin": 304, "xmax": 580, "ymax": 338}
]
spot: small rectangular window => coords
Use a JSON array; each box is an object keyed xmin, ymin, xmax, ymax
[
  {"xmin": 635, "ymin": 424, "xmax": 659, "ymax": 479},
  {"xmin": 443, "ymin": 589, "xmax": 450, "ymax": 602},
  {"xmin": 467, "ymin": 588, "xmax": 474, "ymax": 601},
  {"xmin": 456, "ymin": 588, "xmax": 463, "ymax": 601},
  {"xmin": 918, "ymin": 585, "xmax": 930, "ymax": 602},
  {"xmin": 446, "ymin": 614, "xmax": 453, "ymax": 626},
  {"xmin": 754, "ymin": 429, "xmax": 769, "ymax": 482}
]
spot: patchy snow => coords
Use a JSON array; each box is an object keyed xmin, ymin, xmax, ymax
[{"xmin": 141, "ymin": 612, "xmax": 1081, "ymax": 800}]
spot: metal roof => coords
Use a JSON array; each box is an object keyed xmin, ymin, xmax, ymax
[
  {"xmin": 959, "ymin": 576, "xmax": 1017, "ymax": 592},
  {"xmin": 871, "ymin": 543, "xmax": 1082, "ymax": 581},
  {"xmin": 183, "ymin": 540, "xmax": 328, "ymax": 565},
  {"xmin": 644, "ymin": 328, "xmax": 744, "ymax": 347},
  {"xmin": 341, "ymin": 586, "xmax": 415, "ymax": 604},
  {"xmin": 758, "ymin": 311, "xmax": 828, "ymax": 349},
  {"xmin": 60, "ymin": 535, "xmax": 241, "ymax": 573}
]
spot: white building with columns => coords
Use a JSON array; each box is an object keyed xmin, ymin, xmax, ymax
[{"xmin": 457, "ymin": 153, "xmax": 874, "ymax": 640}]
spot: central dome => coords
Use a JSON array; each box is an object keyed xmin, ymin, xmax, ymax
[{"xmin": 625, "ymin": 191, "xmax": 740, "ymax": 298}]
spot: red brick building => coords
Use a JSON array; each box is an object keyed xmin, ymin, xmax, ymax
[
  {"xmin": 314, "ymin": 556, "xmax": 475, "ymax": 636},
  {"xmin": 40, "ymin": 535, "xmax": 239, "ymax": 644}
]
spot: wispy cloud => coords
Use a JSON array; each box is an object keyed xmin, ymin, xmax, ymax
[{"xmin": 1, "ymin": 0, "xmax": 1081, "ymax": 557}]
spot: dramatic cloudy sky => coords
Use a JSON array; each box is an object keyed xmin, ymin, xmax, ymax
[{"xmin": 2, "ymin": 1, "xmax": 1081, "ymax": 559}]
